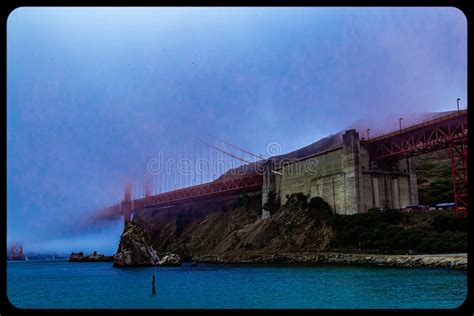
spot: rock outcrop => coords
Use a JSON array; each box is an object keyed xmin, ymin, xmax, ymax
[
  {"xmin": 134, "ymin": 190, "xmax": 466, "ymax": 262},
  {"xmin": 69, "ymin": 252, "xmax": 85, "ymax": 262},
  {"xmin": 136, "ymin": 192, "xmax": 333, "ymax": 259},
  {"xmin": 157, "ymin": 253, "xmax": 182, "ymax": 266},
  {"xmin": 113, "ymin": 221, "xmax": 161, "ymax": 268},
  {"xmin": 69, "ymin": 251, "xmax": 114, "ymax": 262}
]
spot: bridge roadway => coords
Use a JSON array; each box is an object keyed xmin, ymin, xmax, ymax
[
  {"xmin": 363, "ymin": 110, "xmax": 467, "ymax": 160},
  {"xmin": 97, "ymin": 172, "xmax": 263, "ymax": 221}
]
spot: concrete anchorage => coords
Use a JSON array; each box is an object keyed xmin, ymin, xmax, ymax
[{"xmin": 261, "ymin": 129, "xmax": 419, "ymax": 217}]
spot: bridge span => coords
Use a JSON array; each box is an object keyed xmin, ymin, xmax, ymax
[{"xmin": 95, "ymin": 110, "xmax": 467, "ymax": 222}]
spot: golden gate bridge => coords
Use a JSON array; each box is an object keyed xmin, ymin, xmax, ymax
[{"xmin": 91, "ymin": 109, "xmax": 467, "ymax": 223}]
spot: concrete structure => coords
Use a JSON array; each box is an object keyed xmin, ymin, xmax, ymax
[
  {"xmin": 261, "ymin": 159, "xmax": 276, "ymax": 219},
  {"xmin": 268, "ymin": 129, "xmax": 418, "ymax": 215}
]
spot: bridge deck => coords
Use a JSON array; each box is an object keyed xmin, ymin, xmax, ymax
[
  {"xmin": 131, "ymin": 172, "xmax": 263, "ymax": 211},
  {"xmin": 364, "ymin": 110, "xmax": 467, "ymax": 160}
]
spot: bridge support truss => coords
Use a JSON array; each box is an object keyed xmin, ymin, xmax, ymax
[
  {"xmin": 365, "ymin": 110, "xmax": 468, "ymax": 217},
  {"xmin": 449, "ymin": 138, "xmax": 468, "ymax": 217}
]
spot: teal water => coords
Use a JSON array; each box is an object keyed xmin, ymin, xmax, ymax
[{"xmin": 7, "ymin": 260, "xmax": 467, "ymax": 309}]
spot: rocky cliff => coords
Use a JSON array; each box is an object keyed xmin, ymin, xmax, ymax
[
  {"xmin": 113, "ymin": 221, "xmax": 182, "ymax": 268},
  {"xmin": 133, "ymin": 191, "xmax": 466, "ymax": 264},
  {"xmin": 134, "ymin": 192, "xmax": 334, "ymax": 260},
  {"xmin": 113, "ymin": 221, "xmax": 161, "ymax": 267}
]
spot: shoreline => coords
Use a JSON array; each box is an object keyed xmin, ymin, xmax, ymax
[
  {"xmin": 192, "ymin": 252, "xmax": 467, "ymax": 270},
  {"xmin": 8, "ymin": 253, "xmax": 467, "ymax": 271}
]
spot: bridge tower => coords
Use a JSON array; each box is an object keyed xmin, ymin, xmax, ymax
[
  {"xmin": 450, "ymin": 138, "xmax": 468, "ymax": 217},
  {"xmin": 144, "ymin": 177, "xmax": 152, "ymax": 198},
  {"xmin": 9, "ymin": 242, "xmax": 24, "ymax": 260},
  {"xmin": 122, "ymin": 182, "xmax": 133, "ymax": 225}
]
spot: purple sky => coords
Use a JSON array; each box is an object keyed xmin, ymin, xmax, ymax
[{"xmin": 7, "ymin": 7, "xmax": 467, "ymax": 254}]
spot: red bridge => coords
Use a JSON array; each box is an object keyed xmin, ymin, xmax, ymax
[
  {"xmin": 363, "ymin": 110, "xmax": 467, "ymax": 215},
  {"xmin": 94, "ymin": 110, "xmax": 467, "ymax": 222},
  {"xmin": 97, "ymin": 162, "xmax": 266, "ymax": 223},
  {"xmin": 9, "ymin": 242, "xmax": 24, "ymax": 260}
]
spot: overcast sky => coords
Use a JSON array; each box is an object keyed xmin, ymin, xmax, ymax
[{"xmin": 7, "ymin": 7, "xmax": 467, "ymax": 254}]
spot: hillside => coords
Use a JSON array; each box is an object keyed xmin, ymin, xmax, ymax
[
  {"xmin": 134, "ymin": 192, "xmax": 466, "ymax": 260},
  {"xmin": 414, "ymin": 148, "xmax": 453, "ymax": 206}
]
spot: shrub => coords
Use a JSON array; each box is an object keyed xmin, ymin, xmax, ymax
[
  {"xmin": 284, "ymin": 193, "xmax": 308, "ymax": 210},
  {"xmin": 432, "ymin": 214, "xmax": 467, "ymax": 232},
  {"xmin": 328, "ymin": 211, "xmax": 467, "ymax": 254},
  {"xmin": 380, "ymin": 208, "xmax": 401, "ymax": 224},
  {"xmin": 367, "ymin": 208, "xmax": 381, "ymax": 214},
  {"xmin": 308, "ymin": 196, "xmax": 332, "ymax": 219},
  {"xmin": 418, "ymin": 179, "xmax": 453, "ymax": 206},
  {"xmin": 308, "ymin": 196, "xmax": 332, "ymax": 211}
]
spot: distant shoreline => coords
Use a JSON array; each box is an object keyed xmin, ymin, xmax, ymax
[
  {"xmin": 7, "ymin": 252, "xmax": 467, "ymax": 271},
  {"xmin": 192, "ymin": 252, "xmax": 467, "ymax": 270}
]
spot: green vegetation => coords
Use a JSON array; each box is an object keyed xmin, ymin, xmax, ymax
[
  {"xmin": 280, "ymin": 192, "xmax": 466, "ymax": 254},
  {"xmin": 415, "ymin": 149, "xmax": 453, "ymax": 205},
  {"xmin": 282, "ymin": 193, "xmax": 332, "ymax": 219},
  {"xmin": 327, "ymin": 210, "xmax": 467, "ymax": 254},
  {"xmin": 317, "ymin": 148, "xmax": 464, "ymax": 254},
  {"xmin": 418, "ymin": 179, "xmax": 453, "ymax": 206}
]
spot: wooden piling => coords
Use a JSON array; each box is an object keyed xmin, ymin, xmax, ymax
[{"xmin": 152, "ymin": 273, "xmax": 156, "ymax": 295}]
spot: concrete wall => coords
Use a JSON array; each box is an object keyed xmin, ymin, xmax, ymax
[
  {"xmin": 342, "ymin": 130, "xmax": 365, "ymax": 214},
  {"xmin": 261, "ymin": 160, "xmax": 276, "ymax": 219},
  {"xmin": 365, "ymin": 173, "xmax": 411, "ymax": 209},
  {"xmin": 276, "ymin": 147, "xmax": 346, "ymax": 212},
  {"xmin": 270, "ymin": 129, "xmax": 418, "ymax": 216}
]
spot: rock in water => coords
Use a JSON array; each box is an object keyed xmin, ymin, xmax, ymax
[
  {"xmin": 157, "ymin": 253, "xmax": 182, "ymax": 267},
  {"xmin": 113, "ymin": 221, "xmax": 160, "ymax": 268},
  {"xmin": 69, "ymin": 251, "xmax": 114, "ymax": 262},
  {"xmin": 69, "ymin": 252, "xmax": 85, "ymax": 262}
]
